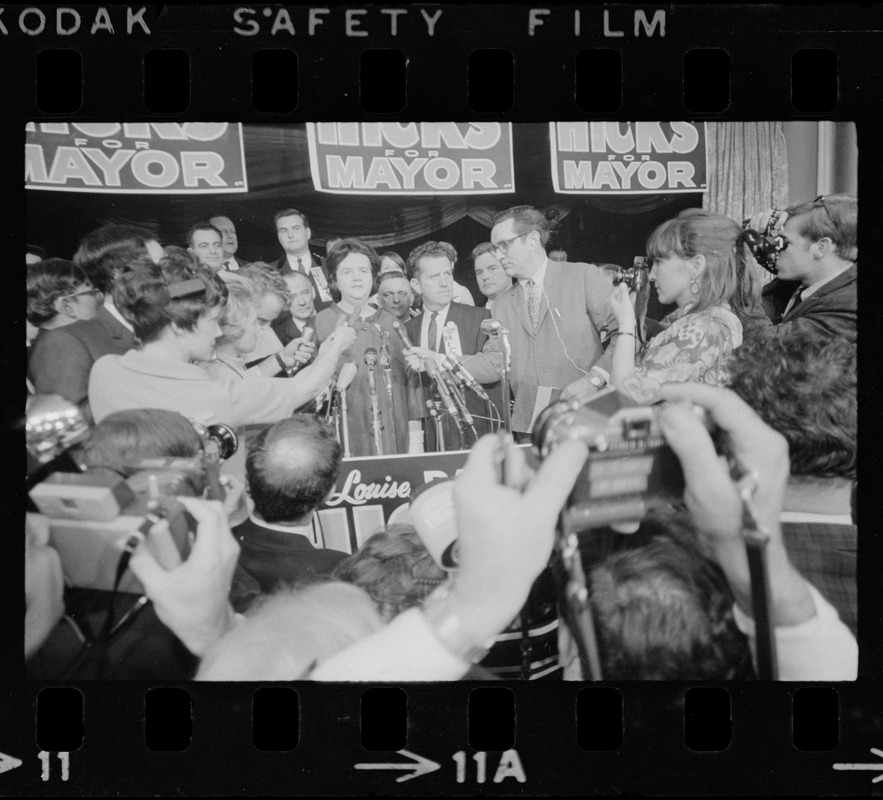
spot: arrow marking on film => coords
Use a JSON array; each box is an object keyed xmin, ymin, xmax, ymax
[
  {"xmin": 0, "ymin": 751, "xmax": 22, "ymax": 775},
  {"xmin": 833, "ymin": 748, "xmax": 883, "ymax": 783},
  {"xmin": 354, "ymin": 749, "xmax": 441, "ymax": 783}
]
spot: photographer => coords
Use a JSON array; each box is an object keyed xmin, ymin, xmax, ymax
[{"xmin": 747, "ymin": 194, "xmax": 856, "ymax": 343}]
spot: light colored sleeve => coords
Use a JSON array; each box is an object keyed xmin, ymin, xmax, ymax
[
  {"xmin": 453, "ymin": 282, "xmax": 475, "ymax": 306},
  {"xmin": 733, "ymin": 582, "xmax": 858, "ymax": 681},
  {"xmin": 310, "ymin": 607, "xmax": 470, "ymax": 682},
  {"xmin": 582, "ymin": 264, "xmax": 619, "ymax": 374}
]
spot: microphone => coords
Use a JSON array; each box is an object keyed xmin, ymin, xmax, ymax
[
  {"xmin": 346, "ymin": 307, "xmax": 362, "ymax": 328},
  {"xmin": 285, "ymin": 326, "xmax": 315, "ymax": 377},
  {"xmin": 392, "ymin": 320, "xmax": 415, "ymax": 349},
  {"xmin": 379, "ymin": 330, "xmax": 391, "ymax": 369},
  {"xmin": 441, "ymin": 356, "xmax": 490, "ymax": 402},
  {"xmin": 480, "ymin": 318, "xmax": 504, "ymax": 335},
  {"xmin": 335, "ymin": 361, "xmax": 358, "ymax": 392},
  {"xmin": 423, "ymin": 357, "xmax": 458, "ymax": 418},
  {"xmin": 364, "ymin": 347, "xmax": 378, "ymax": 369},
  {"xmin": 440, "ymin": 368, "xmax": 474, "ymax": 427}
]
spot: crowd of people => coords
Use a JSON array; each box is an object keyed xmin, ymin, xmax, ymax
[{"xmin": 24, "ymin": 194, "xmax": 858, "ymax": 681}]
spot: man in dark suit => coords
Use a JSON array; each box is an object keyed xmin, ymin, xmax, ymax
[
  {"xmin": 272, "ymin": 208, "xmax": 334, "ymax": 312},
  {"xmin": 209, "ymin": 214, "xmax": 250, "ymax": 272},
  {"xmin": 234, "ymin": 416, "xmax": 348, "ymax": 596},
  {"xmin": 273, "ymin": 270, "xmax": 317, "ymax": 348},
  {"xmin": 402, "ymin": 241, "xmax": 502, "ymax": 451},
  {"xmin": 756, "ymin": 194, "xmax": 856, "ymax": 343},
  {"xmin": 489, "ymin": 205, "xmax": 618, "ymax": 436}
]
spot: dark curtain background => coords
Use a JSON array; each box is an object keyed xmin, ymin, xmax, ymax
[{"xmin": 27, "ymin": 123, "xmax": 701, "ymax": 312}]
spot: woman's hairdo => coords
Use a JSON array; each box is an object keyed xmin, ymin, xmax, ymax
[
  {"xmin": 26, "ymin": 258, "xmax": 94, "ymax": 326},
  {"xmin": 325, "ymin": 238, "xmax": 380, "ymax": 301}
]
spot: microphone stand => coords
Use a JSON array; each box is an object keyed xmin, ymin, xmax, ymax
[
  {"xmin": 379, "ymin": 332, "xmax": 396, "ymax": 446},
  {"xmin": 365, "ymin": 362, "xmax": 385, "ymax": 456},
  {"xmin": 339, "ymin": 387, "xmax": 352, "ymax": 458},
  {"xmin": 442, "ymin": 370, "xmax": 477, "ymax": 445},
  {"xmin": 426, "ymin": 398, "xmax": 445, "ymax": 452},
  {"xmin": 499, "ymin": 327, "xmax": 513, "ymax": 433}
]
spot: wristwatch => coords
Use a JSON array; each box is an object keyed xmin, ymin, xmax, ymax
[{"xmin": 588, "ymin": 373, "xmax": 607, "ymax": 391}]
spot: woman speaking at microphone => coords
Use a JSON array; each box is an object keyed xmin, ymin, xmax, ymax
[
  {"xmin": 88, "ymin": 249, "xmax": 356, "ymax": 480},
  {"xmin": 314, "ymin": 239, "xmax": 423, "ymax": 457}
]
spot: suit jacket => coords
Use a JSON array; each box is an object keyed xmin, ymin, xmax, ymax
[
  {"xmin": 274, "ymin": 251, "xmax": 334, "ymax": 311},
  {"xmin": 233, "ymin": 516, "xmax": 348, "ymax": 595},
  {"xmin": 28, "ymin": 306, "xmax": 136, "ymax": 407},
  {"xmin": 491, "ymin": 261, "xmax": 618, "ymax": 433},
  {"xmin": 762, "ymin": 264, "xmax": 856, "ymax": 343},
  {"xmin": 221, "ymin": 255, "xmax": 249, "ymax": 272},
  {"xmin": 406, "ymin": 302, "xmax": 503, "ymax": 450},
  {"xmin": 272, "ymin": 314, "xmax": 317, "ymax": 349}
]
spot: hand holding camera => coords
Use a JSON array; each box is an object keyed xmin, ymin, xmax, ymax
[
  {"xmin": 609, "ymin": 282, "xmax": 638, "ymax": 329},
  {"xmin": 129, "ymin": 497, "xmax": 240, "ymax": 657}
]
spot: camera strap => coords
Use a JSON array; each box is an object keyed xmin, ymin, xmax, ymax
[
  {"xmin": 554, "ymin": 512, "xmax": 604, "ymax": 681},
  {"xmin": 734, "ymin": 471, "xmax": 779, "ymax": 681}
]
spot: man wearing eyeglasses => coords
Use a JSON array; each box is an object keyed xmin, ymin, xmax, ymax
[
  {"xmin": 751, "ymin": 194, "xmax": 857, "ymax": 344},
  {"xmin": 489, "ymin": 205, "xmax": 618, "ymax": 436}
]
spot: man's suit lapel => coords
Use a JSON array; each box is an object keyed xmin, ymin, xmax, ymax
[
  {"xmin": 781, "ymin": 265, "xmax": 856, "ymax": 323},
  {"xmin": 510, "ymin": 282, "xmax": 534, "ymax": 338}
]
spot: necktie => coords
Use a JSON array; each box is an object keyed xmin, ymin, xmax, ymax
[
  {"xmin": 297, "ymin": 257, "xmax": 305, "ymax": 274},
  {"xmin": 786, "ymin": 287, "xmax": 804, "ymax": 316},
  {"xmin": 526, "ymin": 279, "xmax": 540, "ymax": 334},
  {"xmin": 427, "ymin": 311, "xmax": 439, "ymax": 352},
  {"xmin": 223, "ymin": 260, "xmax": 231, "ymax": 271}
]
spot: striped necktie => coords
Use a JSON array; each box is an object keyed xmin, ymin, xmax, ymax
[{"xmin": 526, "ymin": 279, "xmax": 540, "ymax": 333}]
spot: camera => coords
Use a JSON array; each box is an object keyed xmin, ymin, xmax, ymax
[
  {"xmin": 604, "ymin": 257, "xmax": 650, "ymax": 293},
  {"xmin": 741, "ymin": 213, "xmax": 787, "ymax": 275},
  {"xmin": 532, "ymin": 389, "xmax": 690, "ymax": 531}
]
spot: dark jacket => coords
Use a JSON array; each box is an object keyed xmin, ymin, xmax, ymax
[{"xmin": 273, "ymin": 251, "xmax": 334, "ymax": 312}]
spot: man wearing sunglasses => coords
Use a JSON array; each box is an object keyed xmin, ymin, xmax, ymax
[
  {"xmin": 751, "ymin": 194, "xmax": 857, "ymax": 343},
  {"xmin": 489, "ymin": 205, "xmax": 617, "ymax": 437}
]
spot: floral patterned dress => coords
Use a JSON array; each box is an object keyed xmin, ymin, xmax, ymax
[{"xmin": 619, "ymin": 303, "xmax": 743, "ymax": 404}]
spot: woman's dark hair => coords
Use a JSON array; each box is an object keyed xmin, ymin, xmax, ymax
[
  {"xmin": 83, "ymin": 408, "xmax": 202, "ymax": 467},
  {"xmin": 73, "ymin": 224, "xmax": 158, "ymax": 294},
  {"xmin": 379, "ymin": 251, "xmax": 407, "ymax": 273},
  {"xmin": 325, "ymin": 238, "xmax": 380, "ymax": 302},
  {"xmin": 112, "ymin": 248, "xmax": 227, "ymax": 344},
  {"xmin": 26, "ymin": 258, "xmax": 94, "ymax": 326}
]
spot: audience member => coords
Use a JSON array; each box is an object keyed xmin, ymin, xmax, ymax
[
  {"xmin": 403, "ymin": 241, "xmax": 503, "ymax": 449},
  {"xmin": 751, "ymin": 194, "xmax": 857, "ymax": 343},
  {"xmin": 186, "ymin": 222, "xmax": 225, "ymax": 273},
  {"xmin": 208, "ymin": 214, "xmax": 248, "ymax": 272},
  {"xmin": 596, "ymin": 209, "xmax": 766, "ymax": 404},
  {"xmin": 274, "ymin": 269, "xmax": 317, "ymax": 346},
  {"xmin": 237, "ymin": 262, "xmax": 296, "ymax": 361},
  {"xmin": 273, "ymin": 208, "xmax": 334, "ymax": 310},
  {"xmin": 471, "ymin": 242, "xmax": 514, "ymax": 313},
  {"xmin": 234, "ymin": 415, "xmax": 350, "ymax": 596},
  {"xmin": 548, "ymin": 247, "xmax": 568, "ymax": 263},
  {"xmin": 375, "ymin": 270, "xmax": 416, "ymax": 323},
  {"xmin": 490, "ymin": 205, "xmax": 618, "ymax": 435},
  {"xmin": 728, "ymin": 328, "xmax": 857, "ymax": 634},
  {"xmin": 315, "ymin": 238, "xmax": 423, "ymax": 456}
]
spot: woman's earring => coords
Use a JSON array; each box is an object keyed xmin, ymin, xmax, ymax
[{"xmin": 690, "ymin": 277, "xmax": 700, "ymax": 295}]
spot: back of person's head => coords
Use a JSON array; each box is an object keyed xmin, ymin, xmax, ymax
[
  {"xmin": 215, "ymin": 273, "xmax": 256, "ymax": 347},
  {"xmin": 82, "ymin": 408, "xmax": 202, "ymax": 467},
  {"xmin": 492, "ymin": 205, "xmax": 552, "ymax": 246},
  {"xmin": 332, "ymin": 525, "xmax": 446, "ymax": 622},
  {"xmin": 74, "ymin": 224, "xmax": 158, "ymax": 294},
  {"xmin": 196, "ymin": 581, "xmax": 383, "ymax": 680},
  {"xmin": 406, "ymin": 240, "xmax": 458, "ymax": 280},
  {"xmin": 727, "ymin": 327, "xmax": 856, "ymax": 479},
  {"xmin": 26, "ymin": 258, "xmax": 93, "ymax": 326},
  {"xmin": 648, "ymin": 208, "xmax": 764, "ymax": 324},
  {"xmin": 784, "ymin": 194, "xmax": 857, "ymax": 262},
  {"xmin": 246, "ymin": 415, "xmax": 341, "ymax": 523},
  {"xmin": 588, "ymin": 511, "xmax": 753, "ymax": 680},
  {"xmin": 112, "ymin": 248, "xmax": 227, "ymax": 343},
  {"xmin": 238, "ymin": 262, "xmax": 291, "ymax": 308}
]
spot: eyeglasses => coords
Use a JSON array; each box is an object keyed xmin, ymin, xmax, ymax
[
  {"xmin": 814, "ymin": 195, "xmax": 833, "ymax": 220},
  {"xmin": 492, "ymin": 233, "xmax": 528, "ymax": 255},
  {"xmin": 61, "ymin": 287, "xmax": 101, "ymax": 301}
]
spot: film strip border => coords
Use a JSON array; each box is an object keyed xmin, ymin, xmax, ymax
[
  {"xmin": 0, "ymin": 5, "xmax": 879, "ymax": 117},
  {"xmin": 0, "ymin": 682, "xmax": 880, "ymax": 794}
]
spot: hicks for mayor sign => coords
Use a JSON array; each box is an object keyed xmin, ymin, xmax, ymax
[
  {"xmin": 307, "ymin": 122, "xmax": 515, "ymax": 195},
  {"xmin": 25, "ymin": 122, "xmax": 248, "ymax": 194},
  {"xmin": 550, "ymin": 122, "xmax": 707, "ymax": 195}
]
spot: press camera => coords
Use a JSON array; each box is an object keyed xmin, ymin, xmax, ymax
[
  {"xmin": 604, "ymin": 256, "xmax": 651, "ymax": 292},
  {"xmin": 741, "ymin": 213, "xmax": 787, "ymax": 275}
]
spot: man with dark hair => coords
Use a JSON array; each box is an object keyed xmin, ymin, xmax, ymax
[
  {"xmin": 727, "ymin": 327, "xmax": 857, "ymax": 634},
  {"xmin": 752, "ymin": 194, "xmax": 857, "ymax": 343},
  {"xmin": 209, "ymin": 214, "xmax": 248, "ymax": 272},
  {"xmin": 187, "ymin": 222, "xmax": 225, "ymax": 272},
  {"xmin": 273, "ymin": 208, "xmax": 333, "ymax": 311},
  {"xmin": 490, "ymin": 205, "xmax": 618, "ymax": 436},
  {"xmin": 375, "ymin": 270, "xmax": 415, "ymax": 323},
  {"xmin": 235, "ymin": 415, "xmax": 349, "ymax": 594},
  {"xmin": 403, "ymin": 240, "xmax": 503, "ymax": 450},
  {"xmin": 274, "ymin": 269, "xmax": 317, "ymax": 347},
  {"xmin": 471, "ymin": 242, "xmax": 513, "ymax": 313}
]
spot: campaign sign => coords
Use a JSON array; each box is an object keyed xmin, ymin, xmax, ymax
[
  {"xmin": 25, "ymin": 121, "xmax": 248, "ymax": 194},
  {"xmin": 307, "ymin": 122, "xmax": 516, "ymax": 195},
  {"xmin": 550, "ymin": 121, "xmax": 708, "ymax": 194}
]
